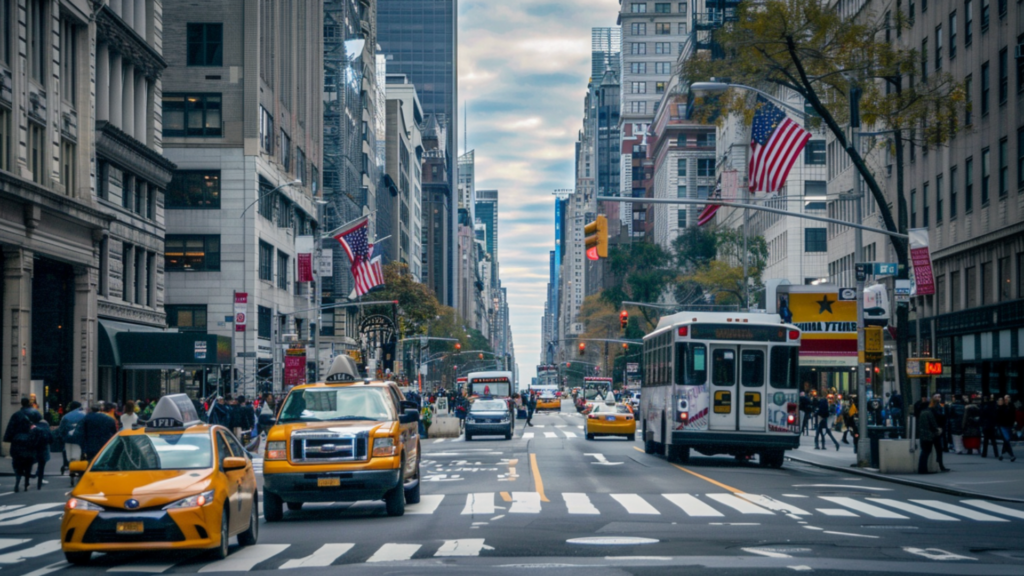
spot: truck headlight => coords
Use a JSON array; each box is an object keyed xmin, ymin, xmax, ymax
[
  {"xmin": 163, "ymin": 490, "xmax": 216, "ymax": 510},
  {"xmin": 66, "ymin": 497, "xmax": 104, "ymax": 512},
  {"xmin": 266, "ymin": 441, "xmax": 287, "ymax": 460},
  {"xmin": 372, "ymin": 437, "xmax": 397, "ymax": 457}
]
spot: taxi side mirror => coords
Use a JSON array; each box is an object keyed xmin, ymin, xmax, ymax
[
  {"xmin": 69, "ymin": 461, "xmax": 88, "ymax": 474},
  {"xmin": 399, "ymin": 409, "xmax": 420, "ymax": 424},
  {"xmin": 400, "ymin": 400, "xmax": 418, "ymax": 412},
  {"xmin": 223, "ymin": 456, "xmax": 248, "ymax": 471}
]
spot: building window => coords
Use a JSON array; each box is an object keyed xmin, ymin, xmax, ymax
[
  {"xmin": 677, "ymin": 185, "xmax": 687, "ymax": 198},
  {"xmin": 167, "ymin": 305, "xmax": 208, "ymax": 332},
  {"xmin": 981, "ymin": 0, "xmax": 989, "ymax": 28},
  {"xmin": 259, "ymin": 105, "xmax": 274, "ymax": 153},
  {"xmin": 656, "ymin": 22, "xmax": 671, "ymax": 35},
  {"xmin": 1018, "ymin": 254, "xmax": 1024, "ymax": 298},
  {"xmin": 677, "ymin": 158, "xmax": 687, "ymax": 177},
  {"xmin": 936, "ymin": 275, "xmax": 946, "ymax": 313},
  {"xmin": 951, "ymin": 270, "xmax": 961, "ymax": 311},
  {"xmin": 655, "ymin": 42, "xmax": 672, "ymax": 54},
  {"xmin": 677, "ymin": 209, "xmax": 687, "ymax": 227},
  {"xmin": 1, "ymin": 0, "xmax": 10, "ymax": 65},
  {"xmin": 60, "ymin": 18, "xmax": 77, "ymax": 105},
  {"xmin": 655, "ymin": 82, "xmax": 666, "ymax": 94},
  {"xmin": 656, "ymin": 62, "xmax": 671, "ymax": 74},
  {"xmin": 631, "ymin": 2, "xmax": 647, "ymax": 13},
  {"xmin": 965, "ymin": 157, "xmax": 974, "ymax": 211},
  {"xmin": 935, "ymin": 26, "xmax": 942, "ymax": 70},
  {"xmin": 60, "ymin": 139, "xmax": 76, "ymax": 197},
  {"xmin": 28, "ymin": 122, "xmax": 45, "ymax": 185},
  {"xmin": 631, "ymin": 62, "xmax": 646, "ymax": 74},
  {"xmin": 187, "ymin": 23, "xmax": 223, "ymax": 66},
  {"xmin": 965, "ymin": 74, "xmax": 973, "ymax": 125},
  {"xmin": 696, "ymin": 132, "xmax": 715, "ymax": 147},
  {"xmin": 258, "ymin": 306, "xmax": 272, "ymax": 339},
  {"xmin": 163, "ymin": 94, "xmax": 223, "ymax": 137},
  {"xmin": 258, "ymin": 178, "xmax": 274, "ymax": 220},
  {"xmin": 967, "ymin": 266, "xmax": 978, "ymax": 307},
  {"xmin": 655, "ymin": 2, "xmax": 670, "ymax": 12},
  {"xmin": 936, "ymin": 174, "xmax": 943, "ymax": 222},
  {"xmin": 921, "ymin": 38, "xmax": 928, "ymax": 79},
  {"xmin": 999, "ymin": 256, "xmax": 1011, "ymax": 301},
  {"xmin": 631, "ymin": 82, "xmax": 647, "ymax": 94},
  {"xmin": 259, "ymin": 241, "xmax": 273, "ymax": 281},
  {"xmin": 981, "ymin": 62, "xmax": 989, "ymax": 116},
  {"xmin": 911, "ymin": 188, "xmax": 917, "ymax": 227},
  {"xmin": 950, "ymin": 166, "xmax": 958, "ymax": 218},
  {"xmin": 29, "ymin": 0, "xmax": 46, "ymax": 82},
  {"xmin": 165, "ymin": 235, "xmax": 221, "ymax": 271},
  {"xmin": 168, "ymin": 171, "xmax": 221, "ymax": 208},
  {"xmin": 697, "ymin": 159, "xmax": 714, "ymax": 176},
  {"xmin": 1018, "ymin": 128, "xmax": 1024, "ymax": 191},
  {"xmin": 679, "ymin": 23, "xmax": 687, "ymax": 35},
  {"xmin": 805, "ymin": 228, "xmax": 827, "ymax": 252},
  {"xmin": 949, "ymin": 11, "xmax": 957, "ymax": 58},
  {"xmin": 629, "ymin": 101, "xmax": 647, "ymax": 114},
  {"xmin": 296, "ymin": 147, "xmax": 306, "ymax": 184},
  {"xmin": 0, "ymin": 106, "xmax": 9, "ymax": 173},
  {"xmin": 922, "ymin": 182, "xmax": 930, "ymax": 226},
  {"xmin": 804, "ymin": 140, "xmax": 826, "ymax": 165},
  {"xmin": 281, "ymin": 130, "xmax": 291, "ymax": 172},
  {"xmin": 981, "ymin": 147, "xmax": 990, "ymax": 204},
  {"xmin": 630, "ymin": 42, "xmax": 646, "ymax": 55},
  {"xmin": 965, "ymin": 0, "xmax": 973, "ymax": 45},
  {"xmin": 981, "ymin": 262, "xmax": 991, "ymax": 305},
  {"xmin": 277, "ymin": 250, "xmax": 289, "ymax": 290},
  {"xmin": 998, "ymin": 48, "xmax": 1008, "ymax": 104},
  {"xmin": 998, "ymin": 138, "xmax": 1008, "ymax": 197},
  {"xmin": 631, "ymin": 22, "xmax": 646, "ymax": 35}
]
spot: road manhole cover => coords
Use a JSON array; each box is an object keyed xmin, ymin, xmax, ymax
[{"xmin": 567, "ymin": 537, "xmax": 659, "ymax": 545}]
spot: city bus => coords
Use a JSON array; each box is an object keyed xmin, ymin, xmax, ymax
[
  {"xmin": 466, "ymin": 371, "xmax": 516, "ymax": 421},
  {"xmin": 640, "ymin": 312, "xmax": 801, "ymax": 468}
]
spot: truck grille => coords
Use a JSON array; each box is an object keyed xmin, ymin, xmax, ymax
[{"xmin": 290, "ymin": 431, "xmax": 368, "ymax": 463}]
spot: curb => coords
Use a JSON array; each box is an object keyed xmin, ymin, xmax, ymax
[{"xmin": 787, "ymin": 454, "xmax": 1024, "ymax": 504}]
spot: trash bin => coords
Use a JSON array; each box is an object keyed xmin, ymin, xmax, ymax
[{"xmin": 866, "ymin": 426, "xmax": 900, "ymax": 469}]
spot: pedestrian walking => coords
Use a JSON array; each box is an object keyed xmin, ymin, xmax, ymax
[
  {"xmin": 28, "ymin": 412, "xmax": 53, "ymax": 490},
  {"xmin": 120, "ymin": 400, "xmax": 139, "ymax": 431},
  {"xmin": 525, "ymin": 392, "xmax": 536, "ymax": 427},
  {"xmin": 917, "ymin": 395, "xmax": 942, "ymax": 474},
  {"xmin": 962, "ymin": 397, "xmax": 982, "ymax": 455},
  {"xmin": 58, "ymin": 401, "xmax": 86, "ymax": 474},
  {"xmin": 888, "ymin": 391, "xmax": 904, "ymax": 436},
  {"xmin": 815, "ymin": 397, "xmax": 839, "ymax": 450},
  {"xmin": 207, "ymin": 396, "xmax": 231, "ymax": 427},
  {"xmin": 841, "ymin": 400, "xmax": 857, "ymax": 444},
  {"xmin": 75, "ymin": 402, "xmax": 119, "ymax": 462},
  {"xmin": 3, "ymin": 398, "xmax": 40, "ymax": 492},
  {"xmin": 980, "ymin": 395, "xmax": 1001, "ymax": 458},
  {"xmin": 996, "ymin": 395, "xmax": 1017, "ymax": 462},
  {"xmin": 258, "ymin": 393, "xmax": 276, "ymax": 434},
  {"xmin": 799, "ymin": 391, "xmax": 813, "ymax": 436},
  {"xmin": 948, "ymin": 395, "xmax": 967, "ymax": 454},
  {"xmin": 931, "ymin": 396, "xmax": 950, "ymax": 471}
]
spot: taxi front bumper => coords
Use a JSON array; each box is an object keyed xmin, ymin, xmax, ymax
[
  {"xmin": 62, "ymin": 507, "xmax": 222, "ymax": 553},
  {"xmin": 263, "ymin": 468, "xmax": 401, "ymax": 502},
  {"xmin": 536, "ymin": 400, "xmax": 561, "ymax": 410},
  {"xmin": 586, "ymin": 419, "xmax": 637, "ymax": 435}
]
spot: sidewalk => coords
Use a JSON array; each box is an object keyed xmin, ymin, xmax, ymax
[
  {"xmin": 0, "ymin": 456, "xmax": 66, "ymax": 477},
  {"xmin": 789, "ymin": 433, "xmax": 1024, "ymax": 502}
]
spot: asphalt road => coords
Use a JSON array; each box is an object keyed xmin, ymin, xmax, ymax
[{"xmin": 4, "ymin": 402, "xmax": 1024, "ymax": 575}]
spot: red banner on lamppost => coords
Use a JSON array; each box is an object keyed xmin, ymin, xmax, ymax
[
  {"xmin": 234, "ymin": 292, "xmax": 248, "ymax": 332},
  {"xmin": 284, "ymin": 348, "xmax": 307, "ymax": 388}
]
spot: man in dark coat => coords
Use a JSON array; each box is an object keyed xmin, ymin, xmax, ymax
[
  {"xmin": 29, "ymin": 411, "xmax": 53, "ymax": 490},
  {"xmin": 980, "ymin": 395, "xmax": 1001, "ymax": 457},
  {"xmin": 75, "ymin": 402, "xmax": 119, "ymax": 461},
  {"xmin": 799, "ymin": 391, "xmax": 813, "ymax": 435},
  {"xmin": 917, "ymin": 396, "xmax": 942, "ymax": 474},
  {"xmin": 3, "ymin": 398, "xmax": 40, "ymax": 492}
]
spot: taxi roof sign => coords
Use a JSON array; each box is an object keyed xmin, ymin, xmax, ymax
[{"xmin": 146, "ymin": 394, "xmax": 202, "ymax": 430}]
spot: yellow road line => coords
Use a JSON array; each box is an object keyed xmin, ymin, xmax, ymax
[
  {"xmin": 500, "ymin": 491, "xmax": 512, "ymax": 502},
  {"xmin": 529, "ymin": 453, "xmax": 550, "ymax": 502},
  {"xmin": 632, "ymin": 446, "xmax": 743, "ymax": 494}
]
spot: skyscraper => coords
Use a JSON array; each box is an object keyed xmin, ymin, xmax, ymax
[
  {"xmin": 591, "ymin": 27, "xmax": 621, "ymax": 82},
  {"xmin": 475, "ymin": 190, "xmax": 499, "ymax": 289},
  {"xmin": 377, "ymin": 0, "xmax": 458, "ymax": 307}
]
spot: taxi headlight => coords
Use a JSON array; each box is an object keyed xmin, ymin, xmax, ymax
[
  {"xmin": 163, "ymin": 490, "xmax": 216, "ymax": 510},
  {"xmin": 499, "ymin": 414, "xmax": 510, "ymax": 423},
  {"xmin": 372, "ymin": 437, "xmax": 397, "ymax": 457},
  {"xmin": 67, "ymin": 497, "xmax": 104, "ymax": 512},
  {"xmin": 266, "ymin": 441, "xmax": 287, "ymax": 460}
]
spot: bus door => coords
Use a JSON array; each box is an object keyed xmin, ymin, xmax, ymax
[
  {"xmin": 738, "ymin": 346, "xmax": 767, "ymax": 431},
  {"xmin": 709, "ymin": 345, "xmax": 767, "ymax": 431}
]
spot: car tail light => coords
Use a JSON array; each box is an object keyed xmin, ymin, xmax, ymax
[
  {"xmin": 788, "ymin": 330, "xmax": 800, "ymax": 340},
  {"xmin": 588, "ymin": 414, "xmax": 599, "ymax": 419},
  {"xmin": 624, "ymin": 415, "xmax": 633, "ymax": 420},
  {"xmin": 786, "ymin": 402, "xmax": 798, "ymax": 426},
  {"xmin": 678, "ymin": 326, "xmax": 688, "ymax": 337}
]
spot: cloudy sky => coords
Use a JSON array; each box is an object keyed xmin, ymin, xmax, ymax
[{"xmin": 459, "ymin": 0, "xmax": 619, "ymax": 383}]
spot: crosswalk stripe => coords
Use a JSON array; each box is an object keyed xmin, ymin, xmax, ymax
[
  {"xmin": 21, "ymin": 561, "xmax": 68, "ymax": 576},
  {"xmin": 563, "ymin": 493, "xmax": 600, "ymax": 515},
  {"xmin": 522, "ymin": 432, "xmax": 535, "ymax": 439},
  {"xmin": 663, "ymin": 494, "xmax": 724, "ymax": 517},
  {"xmin": 867, "ymin": 498, "xmax": 959, "ymax": 521},
  {"xmin": 433, "ymin": 438, "xmax": 446, "ymax": 443},
  {"xmin": 280, "ymin": 544, "xmax": 354, "ymax": 568},
  {"xmin": 961, "ymin": 500, "xmax": 1024, "ymax": 520},
  {"xmin": 0, "ymin": 540, "xmax": 61, "ymax": 564},
  {"xmin": 817, "ymin": 508, "xmax": 858, "ymax": 517},
  {"xmin": 407, "ymin": 494, "xmax": 445, "ymax": 515},
  {"xmin": 435, "ymin": 539, "xmax": 488, "ymax": 557},
  {"xmin": 818, "ymin": 497, "xmax": 908, "ymax": 519},
  {"xmin": 611, "ymin": 494, "xmax": 660, "ymax": 515},
  {"xmin": 0, "ymin": 540, "xmax": 31, "ymax": 553},
  {"xmin": 509, "ymin": 492, "xmax": 542, "ymax": 513},
  {"xmin": 0, "ymin": 504, "xmax": 62, "ymax": 523},
  {"xmin": 738, "ymin": 494, "xmax": 811, "ymax": 516},
  {"xmin": 544, "ymin": 432, "xmax": 557, "ymax": 438},
  {"xmin": 563, "ymin": 431, "xmax": 578, "ymax": 438},
  {"xmin": 707, "ymin": 494, "xmax": 773, "ymax": 515},
  {"xmin": 910, "ymin": 500, "xmax": 1009, "ymax": 522},
  {"xmin": 108, "ymin": 563, "xmax": 175, "ymax": 573},
  {"xmin": 0, "ymin": 506, "xmax": 25, "ymax": 514},
  {"xmin": 577, "ymin": 426, "xmax": 584, "ymax": 429},
  {"xmin": 366, "ymin": 543, "xmax": 421, "ymax": 562},
  {"xmin": 197, "ymin": 544, "xmax": 290, "ymax": 572},
  {"xmin": 462, "ymin": 493, "xmax": 495, "ymax": 515},
  {"xmin": 0, "ymin": 512, "xmax": 63, "ymax": 527}
]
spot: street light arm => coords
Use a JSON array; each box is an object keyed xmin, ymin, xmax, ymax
[
  {"xmin": 691, "ymin": 82, "xmax": 807, "ymax": 118},
  {"xmin": 239, "ymin": 179, "xmax": 302, "ymax": 218}
]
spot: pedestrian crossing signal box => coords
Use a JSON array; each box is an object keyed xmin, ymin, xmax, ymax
[{"xmin": 584, "ymin": 215, "xmax": 608, "ymax": 260}]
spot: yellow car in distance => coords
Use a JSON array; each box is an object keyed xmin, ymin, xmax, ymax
[
  {"xmin": 536, "ymin": 395, "xmax": 561, "ymax": 411},
  {"xmin": 61, "ymin": 395, "xmax": 258, "ymax": 565},
  {"xmin": 584, "ymin": 402, "xmax": 637, "ymax": 441}
]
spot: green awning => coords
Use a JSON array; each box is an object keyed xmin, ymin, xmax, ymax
[{"xmin": 99, "ymin": 320, "xmax": 232, "ymax": 368}]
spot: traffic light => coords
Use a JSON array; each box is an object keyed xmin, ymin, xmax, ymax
[
  {"xmin": 478, "ymin": 353, "xmax": 484, "ymax": 360},
  {"xmin": 622, "ymin": 342, "xmax": 629, "ymax": 351},
  {"xmin": 454, "ymin": 342, "xmax": 461, "ymax": 351},
  {"xmin": 566, "ymin": 362, "xmax": 571, "ymax": 368},
  {"xmin": 578, "ymin": 342, "xmax": 586, "ymax": 356},
  {"xmin": 619, "ymin": 310, "xmax": 628, "ymax": 330},
  {"xmin": 584, "ymin": 215, "xmax": 609, "ymax": 260}
]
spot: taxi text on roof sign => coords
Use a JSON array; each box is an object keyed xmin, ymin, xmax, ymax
[{"xmin": 146, "ymin": 394, "xmax": 201, "ymax": 430}]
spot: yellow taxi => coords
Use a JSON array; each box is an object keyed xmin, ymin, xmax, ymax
[
  {"xmin": 584, "ymin": 402, "xmax": 637, "ymax": 441},
  {"xmin": 262, "ymin": 355, "xmax": 421, "ymax": 519},
  {"xmin": 536, "ymin": 394, "xmax": 561, "ymax": 411},
  {"xmin": 61, "ymin": 395, "xmax": 258, "ymax": 565}
]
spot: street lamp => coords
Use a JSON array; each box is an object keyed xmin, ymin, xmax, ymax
[
  {"xmin": 689, "ymin": 81, "xmax": 807, "ymax": 117},
  {"xmin": 239, "ymin": 179, "xmax": 303, "ymax": 218}
]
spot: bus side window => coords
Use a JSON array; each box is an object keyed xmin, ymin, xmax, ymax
[
  {"xmin": 712, "ymin": 349, "xmax": 735, "ymax": 386},
  {"xmin": 690, "ymin": 344, "xmax": 707, "ymax": 385}
]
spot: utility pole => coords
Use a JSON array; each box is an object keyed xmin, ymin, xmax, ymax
[
  {"xmin": 851, "ymin": 85, "xmax": 871, "ymax": 469},
  {"xmin": 311, "ymin": 201, "xmax": 325, "ymax": 382}
]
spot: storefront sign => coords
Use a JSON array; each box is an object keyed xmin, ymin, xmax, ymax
[
  {"xmin": 194, "ymin": 340, "xmax": 207, "ymax": 360},
  {"xmin": 234, "ymin": 292, "xmax": 248, "ymax": 332},
  {"xmin": 909, "ymin": 228, "xmax": 935, "ymax": 296},
  {"xmin": 777, "ymin": 288, "xmax": 856, "ymax": 364}
]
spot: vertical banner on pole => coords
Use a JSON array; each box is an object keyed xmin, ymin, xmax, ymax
[
  {"xmin": 909, "ymin": 228, "xmax": 935, "ymax": 296},
  {"xmin": 234, "ymin": 293, "xmax": 248, "ymax": 331}
]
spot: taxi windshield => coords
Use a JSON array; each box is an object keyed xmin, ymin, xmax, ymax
[
  {"xmin": 90, "ymin": 433, "xmax": 213, "ymax": 471},
  {"xmin": 593, "ymin": 403, "xmax": 631, "ymax": 414},
  {"xmin": 471, "ymin": 399, "xmax": 507, "ymax": 411},
  {"xmin": 278, "ymin": 387, "xmax": 394, "ymax": 423}
]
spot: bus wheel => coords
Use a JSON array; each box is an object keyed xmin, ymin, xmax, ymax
[
  {"xmin": 765, "ymin": 451, "xmax": 785, "ymax": 469},
  {"xmin": 643, "ymin": 423, "xmax": 656, "ymax": 454},
  {"xmin": 668, "ymin": 445, "xmax": 689, "ymax": 463}
]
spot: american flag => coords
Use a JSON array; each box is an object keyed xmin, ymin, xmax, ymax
[
  {"xmin": 333, "ymin": 216, "xmax": 385, "ymax": 296},
  {"xmin": 748, "ymin": 96, "xmax": 811, "ymax": 194}
]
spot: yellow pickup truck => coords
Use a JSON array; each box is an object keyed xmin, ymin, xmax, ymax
[{"xmin": 262, "ymin": 356, "xmax": 421, "ymax": 519}]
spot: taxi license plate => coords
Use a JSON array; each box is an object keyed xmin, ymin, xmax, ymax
[
  {"xmin": 116, "ymin": 522, "xmax": 144, "ymax": 534},
  {"xmin": 606, "ymin": 416, "xmax": 616, "ymax": 421},
  {"xmin": 318, "ymin": 477, "xmax": 341, "ymax": 487}
]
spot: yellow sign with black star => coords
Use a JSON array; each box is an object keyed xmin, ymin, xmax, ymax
[{"xmin": 779, "ymin": 290, "xmax": 857, "ymax": 363}]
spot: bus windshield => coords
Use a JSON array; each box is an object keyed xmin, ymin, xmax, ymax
[{"xmin": 470, "ymin": 380, "xmax": 511, "ymax": 397}]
